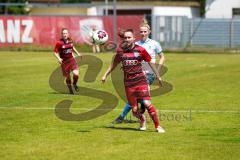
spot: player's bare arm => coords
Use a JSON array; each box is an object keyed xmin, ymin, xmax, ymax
[
  {"xmin": 54, "ymin": 52, "xmax": 63, "ymax": 64},
  {"xmin": 73, "ymin": 46, "xmax": 82, "ymax": 59},
  {"xmin": 101, "ymin": 57, "xmax": 120, "ymax": 83},
  {"xmin": 157, "ymin": 52, "xmax": 165, "ymax": 73}
]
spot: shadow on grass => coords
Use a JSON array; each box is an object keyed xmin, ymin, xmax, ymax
[
  {"xmin": 76, "ymin": 130, "xmax": 91, "ymax": 133},
  {"xmin": 48, "ymin": 91, "xmax": 73, "ymax": 95},
  {"xmin": 121, "ymin": 119, "xmax": 138, "ymax": 123},
  {"xmin": 103, "ymin": 126, "xmax": 140, "ymax": 132}
]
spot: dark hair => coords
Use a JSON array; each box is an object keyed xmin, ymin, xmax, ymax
[
  {"xmin": 118, "ymin": 28, "xmax": 134, "ymax": 39},
  {"xmin": 125, "ymin": 29, "xmax": 134, "ymax": 34},
  {"xmin": 118, "ymin": 28, "xmax": 125, "ymax": 39},
  {"xmin": 61, "ymin": 28, "xmax": 68, "ymax": 33}
]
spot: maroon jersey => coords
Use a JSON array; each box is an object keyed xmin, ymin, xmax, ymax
[
  {"xmin": 115, "ymin": 45, "xmax": 152, "ymax": 87},
  {"xmin": 54, "ymin": 38, "xmax": 74, "ymax": 60}
]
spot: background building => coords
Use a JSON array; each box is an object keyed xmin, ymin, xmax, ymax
[
  {"xmin": 205, "ymin": 0, "xmax": 240, "ymax": 19},
  {"xmin": 91, "ymin": 0, "xmax": 200, "ymax": 18}
]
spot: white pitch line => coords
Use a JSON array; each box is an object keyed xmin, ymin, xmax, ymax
[
  {"xmin": 0, "ymin": 107, "xmax": 239, "ymax": 113},
  {"xmin": 158, "ymin": 110, "xmax": 239, "ymax": 113}
]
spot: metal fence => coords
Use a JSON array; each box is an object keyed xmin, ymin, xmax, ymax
[{"xmin": 152, "ymin": 16, "xmax": 240, "ymax": 49}]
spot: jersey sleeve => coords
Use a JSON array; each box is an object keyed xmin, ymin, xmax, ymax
[
  {"xmin": 54, "ymin": 41, "xmax": 61, "ymax": 53},
  {"xmin": 114, "ymin": 47, "xmax": 124, "ymax": 63},
  {"xmin": 141, "ymin": 47, "xmax": 151, "ymax": 62},
  {"xmin": 113, "ymin": 53, "xmax": 122, "ymax": 64},
  {"xmin": 154, "ymin": 41, "xmax": 163, "ymax": 54}
]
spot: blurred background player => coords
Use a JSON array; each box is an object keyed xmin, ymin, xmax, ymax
[
  {"xmin": 54, "ymin": 28, "xmax": 82, "ymax": 94},
  {"xmin": 88, "ymin": 25, "xmax": 101, "ymax": 53},
  {"xmin": 102, "ymin": 29, "xmax": 165, "ymax": 133},
  {"xmin": 114, "ymin": 19, "xmax": 165, "ymax": 124}
]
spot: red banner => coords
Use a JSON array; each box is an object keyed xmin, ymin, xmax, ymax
[{"xmin": 0, "ymin": 16, "xmax": 144, "ymax": 47}]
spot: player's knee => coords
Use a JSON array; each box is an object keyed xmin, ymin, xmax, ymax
[
  {"xmin": 73, "ymin": 70, "xmax": 79, "ymax": 75},
  {"xmin": 132, "ymin": 106, "xmax": 138, "ymax": 113},
  {"xmin": 65, "ymin": 75, "xmax": 71, "ymax": 79},
  {"xmin": 143, "ymin": 100, "xmax": 151, "ymax": 107}
]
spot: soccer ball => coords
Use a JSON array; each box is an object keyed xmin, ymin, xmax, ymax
[{"xmin": 92, "ymin": 30, "xmax": 108, "ymax": 45}]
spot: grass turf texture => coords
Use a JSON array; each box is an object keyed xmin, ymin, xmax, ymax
[{"xmin": 0, "ymin": 51, "xmax": 239, "ymax": 160}]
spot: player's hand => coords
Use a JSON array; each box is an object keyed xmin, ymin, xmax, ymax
[
  {"xmin": 58, "ymin": 58, "xmax": 63, "ymax": 64},
  {"xmin": 101, "ymin": 76, "xmax": 107, "ymax": 83},
  {"xmin": 157, "ymin": 77, "xmax": 164, "ymax": 87},
  {"xmin": 78, "ymin": 54, "xmax": 83, "ymax": 60}
]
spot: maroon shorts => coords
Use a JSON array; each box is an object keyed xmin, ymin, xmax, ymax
[
  {"xmin": 125, "ymin": 84, "xmax": 151, "ymax": 107},
  {"xmin": 61, "ymin": 58, "xmax": 78, "ymax": 77}
]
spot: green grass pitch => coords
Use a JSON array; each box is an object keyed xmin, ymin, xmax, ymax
[{"xmin": 0, "ymin": 51, "xmax": 239, "ymax": 160}]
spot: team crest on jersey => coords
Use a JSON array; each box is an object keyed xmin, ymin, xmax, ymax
[
  {"xmin": 122, "ymin": 54, "xmax": 128, "ymax": 59},
  {"xmin": 133, "ymin": 51, "xmax": 139, "ymax": 57}
]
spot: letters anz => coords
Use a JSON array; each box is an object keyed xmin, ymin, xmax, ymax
[{"xmin": 0, "ymin": 19, "xmax": 33, "ymax": 43}]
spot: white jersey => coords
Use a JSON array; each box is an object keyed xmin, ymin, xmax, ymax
[
  {"xmin": 135, "ymin": 38, "xmax": 163, "ymax": 74},
  {"xmin": 89, "ymin": 29, "xmax": 98, "ymax": 43},
  {"xmin": 88, "ymin": 29, "xmax": 96, "ymax": 37}
]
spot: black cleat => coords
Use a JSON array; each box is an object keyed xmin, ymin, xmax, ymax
[
  {"xmin": 73, "ymin": 84, "xmax": 79, "ymax": 92},
  {"xmin": 113, "ymin": 115, "xmax": 124, "ymax": 124}
]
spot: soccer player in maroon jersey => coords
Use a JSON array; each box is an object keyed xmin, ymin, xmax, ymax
[
  {"xmin": 101, "ymin": 29, "xmax": 165, "ymax": 133},
  {"xmin": 114, "ymin": 19, "xmax": 165, "ymax": 124},
  {"xmin": 54, "ymin": 28, "xmax": 82, "ymax": 94}
]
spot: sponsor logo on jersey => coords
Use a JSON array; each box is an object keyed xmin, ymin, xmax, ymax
[
  {"xmin": 63, "ymin": 49, "xmax": 73, "ymax": 54},
  {"xmin": 123, "ymin": 60, "xmax": 138, "ymax": 66}
]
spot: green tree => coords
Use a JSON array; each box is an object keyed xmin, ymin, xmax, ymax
[
  {"xmin": 199, "ymin": 0, "xmax": 206, "ymax": 17},
  {"xmin": 60, "ymin": 0, "xmax": 91, "ymax": 3},
  {"xmin": 0, "ymin": 0, "xmax": 27, "ymax": 15}
]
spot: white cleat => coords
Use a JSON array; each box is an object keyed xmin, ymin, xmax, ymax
[
  {"xmin": 139, "ymin": 126, "xmax": 146, "ymax": 131},
  {"xmin": 139, "ymin": 115, "xmax": 146, "ymax": 131},
  {"xmin": 156, "ymin": 126, "xmax": 165, "ymax": 133}
]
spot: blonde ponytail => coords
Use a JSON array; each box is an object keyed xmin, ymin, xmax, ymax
[{"xmin": 140, "ymin": 18, "xmax": 150, "ymax": 30}]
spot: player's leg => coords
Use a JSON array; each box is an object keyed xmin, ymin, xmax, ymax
[
  {"xmin": 61, "ymin": 62, "xmax": 74, "ymax": 94},
  {"xmin": 92, "ymin": 45, "xmax": 96, "ymax": 53},
  {"xmin": 69, "ymin": 58, "xmax": 79, "ymax": 92},
  {"xmin": 114, "ymin": 73, "xmax": 155, "ymax": 122},
  {"xmin": 131, "ymin": 105, "xmax": 146, "ymax": 131},
  {"xmin": 65, "ymin": 75, "xmax": 74, "ymax": 94},
  {"xmin": 96, "ymin": 44, "xmax": 100, "ymax": 53},
  {"xmin": 72, "ymin": 69, "xmax": 79, "ymax": 92},
  {"xmin": 113, "ymin": 85, "xmax": 133, "ymax": 123},
  {"xmin": 142, "ymin": 99, "xmax": 165, "ymax": 133},
  {"xmin": 139, "ymin": 73, "xmax": 155, "ymax": 113},
  {"xmin": 120, "ymin": 103, "xmax": 132, "ymax": 119},
  {"xmin": 127, "ymin": 87, "xmax": 146, "ymax": 130},
  {"xmin": 113, "ymin": 103, "xmax": 131, "ymax": 124},
  {"xmin": 138, "ymin": 100, "xmax": 146, "ymax": 114}
]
